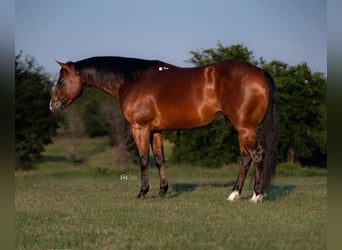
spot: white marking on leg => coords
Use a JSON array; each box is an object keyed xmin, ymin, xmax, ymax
[
  {"xmin": 249, "ymin": 192, "xmax": 263, "ymax": 204},
  {"xmin": 227, "ymin": 191, "xmax": 240, "ymax": 201}
]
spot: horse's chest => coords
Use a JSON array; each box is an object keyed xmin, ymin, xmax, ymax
[{"xmin": 119, "ymin": 92, "xmax": 159, "ymax": 129}]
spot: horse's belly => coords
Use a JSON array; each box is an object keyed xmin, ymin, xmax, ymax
[{"xmin": 154, "ymin": 104, "xmax": 220, "ymax": 131}]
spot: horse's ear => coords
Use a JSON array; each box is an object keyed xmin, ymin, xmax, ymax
[
  {"xmin": 56, "ymin": 60, "xmax": 66, "ymax": 67},
  {"xmin": 56, "ymin": 60, "xmax": 72, "ymax": 73}
]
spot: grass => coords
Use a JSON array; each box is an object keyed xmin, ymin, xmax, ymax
[{"xmin": 15, "ymin": 136, "xmax": 327, "ymax": 250}]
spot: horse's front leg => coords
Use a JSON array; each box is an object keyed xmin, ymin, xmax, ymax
[
  {"xmin": 150, "ymin": 132, "xmax": 168, "ymax": 197},
  {"xmin": 131, "ymin": 127, "xmax": 151, "ymax": 199}
]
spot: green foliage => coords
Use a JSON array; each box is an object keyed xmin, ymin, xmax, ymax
[
  {"xmin": 166, "ymin": 119, "xmax": 239, "ymax": 167},
  {"xmin": 188, "ymin": 42, "xmax": 257, "ymax": 66},
  {"xmin": 67, "ymin": 89, "xmax": 137, "ymax": 162},
  {"xmin": 71, "ymin": 88, "xmax": 113, "ymax": 137},
  {"xmin": 275, "ymin": 163, "xmax": 327, "ymax": 177},
  {"xmin": 167, "ymin": 43, "xmax": 327, "ymax": 167},
  {"xmin": 262, "ymin": 61, "xmax": 327, "ymax": 166},
  {"xmin": 66, "ymin": 86, "xmax": 135, "ymax": 150},
  {"xmin": 15, "ymin": 53, "xmax": 61, "ymax": 169}
]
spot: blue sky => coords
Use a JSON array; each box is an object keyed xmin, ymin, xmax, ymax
[{"xmin": 15, "ymin": 0, "xmax": 326, "ymax": 76}]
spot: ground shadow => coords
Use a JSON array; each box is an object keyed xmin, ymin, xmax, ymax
[
  {"xmin": 171, "ymin": 183, "xmax": 198, "ymax": 195},
  {"xmin": 168, "ymin": 181, "xmax": 234, "ymax": 198},
  {"xmin": 265, "ymin": 185, "xmax": 296, "ymax": 201},
  {"xmin": 166, "ymin": 181, "xmax": 296, "ymax": 201}
]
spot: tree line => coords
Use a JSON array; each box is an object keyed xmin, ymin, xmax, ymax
[
  {"xmin": 15, "ymin": 53, "xmax": 60, "ymax": 169},
  {"xmin": 15, "ymin": 43, "xmax": 326, "ymax": 169}
]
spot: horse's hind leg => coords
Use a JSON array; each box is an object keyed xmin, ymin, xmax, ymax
[
  {"xmin": 250, "ymin": 143, "xmax": 265, "ymax": 203},
  {"xmin": 150, "ymin": 132, "xmax": 168, "ymax": 197},
  {"xmin": 227, "ymin": 127, "xmax": 255, "ymax": 201},
  {"xmin": 227, "ymin": 154, "xmax": 252, "ymax": 201}
]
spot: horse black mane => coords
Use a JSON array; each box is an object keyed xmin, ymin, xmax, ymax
[{"xmin": 70, "ymin": 56, "xmax": 162, "ymax": 87}]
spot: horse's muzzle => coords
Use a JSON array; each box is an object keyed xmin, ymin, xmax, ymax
[{"xmin": 49, "ymin": 99, "xmax": 62, "ymax": 114}]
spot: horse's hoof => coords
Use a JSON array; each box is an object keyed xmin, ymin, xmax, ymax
[
  {"xmin": 227, "ymin": 191, "xmax": 240, "ymax": 201},
  {"xmin": 158, "ymin": 191, "xmax": 167, "ymax": 198},
  {"xmin": 249, "ymin": 192, "xmax": 263, "ymax": 203},
  {"xmin": 158, "ymin": 185, "xmax": 168, "ymax": 198},
  {"xmin": 136, "ymin": 193, "xmax": 145, "ymax": 199}
]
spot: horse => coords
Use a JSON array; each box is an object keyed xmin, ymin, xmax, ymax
[{"xmin": 50, "ymin": 56, "xmax": 277, "ymax": 203}]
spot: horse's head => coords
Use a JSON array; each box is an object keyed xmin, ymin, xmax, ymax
[{"xmin": 49, "ymin": 61, "xmax": 84, "ymax": 114}]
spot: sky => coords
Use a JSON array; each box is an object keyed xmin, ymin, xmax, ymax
[{"xmin": 15, "ymin": 0, "xmax": 326, "ymax": 77}]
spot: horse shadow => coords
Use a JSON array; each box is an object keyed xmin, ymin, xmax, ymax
[
  {"xmin": 168, "ymin": 181, "xmax": 233, "ymax": 198},
  {"xmin": 167, "ymin": 181, "xmax": 296, "ymax": 201},
  {"xmin": 265, "ymin": 184, "xmax": 296, "ymax": 201}
]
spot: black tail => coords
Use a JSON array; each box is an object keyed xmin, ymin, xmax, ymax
[{"xmin": 260, "ymin": 71, "xmax": 278, "ymax": 193}]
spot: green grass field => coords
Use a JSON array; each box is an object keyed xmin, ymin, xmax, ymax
[{"xmin": 15, "ymin": 137, "xmax": 327, "ymax": 249}]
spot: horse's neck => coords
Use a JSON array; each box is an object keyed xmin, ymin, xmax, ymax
[
  {"xmin": 92, "ymin": 82, "xmax": 119, "ymax": 99},
  {"xmin": 86, "ymin": 76, "xmax": 119, "ymax": 99}
]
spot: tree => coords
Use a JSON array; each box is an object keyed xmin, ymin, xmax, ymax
[
  {"xmin": 15, "ymin": 53, "xmax": 61, "ymax": 169},
  {"xmin": 262, "ymin": 61, "xmax": 327, "ymax": 166},
  {"xmin": 188, "ymin": 43, "xmax": 258, "ymax": 66}
]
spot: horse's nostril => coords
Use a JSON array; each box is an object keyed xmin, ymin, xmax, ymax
[{"xmin": 55, "ymin": 101, "xmax": 62, "ymax": 110}]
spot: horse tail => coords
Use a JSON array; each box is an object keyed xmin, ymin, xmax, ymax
[{"xmin": 260, "ymin": 71, "xmax": 278, "ymax": 193}]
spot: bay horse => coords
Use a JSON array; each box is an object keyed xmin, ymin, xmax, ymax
[{"xmin": 50, "ymin": 56, "xmax": 277, "ymax": 203}]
